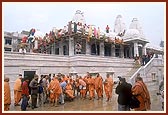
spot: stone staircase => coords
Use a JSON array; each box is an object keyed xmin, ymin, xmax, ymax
[
  {"xmin": 123, "ymin": 66, "xmax": 140, "ymax": 82},
  {"xmin": 128, "ymin": 56, "xmax": 164, "ymax": 91}
]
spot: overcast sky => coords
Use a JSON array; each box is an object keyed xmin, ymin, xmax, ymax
[{"xmin": 2, "ymin": 2, "xmax": 165, "ymax": 47}]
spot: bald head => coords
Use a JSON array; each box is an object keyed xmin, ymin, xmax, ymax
[
  {"xmin": 4, "ymin": 77, "xmax": 9, "ymax": 82},
  {"xmin": 135, "ymin": 76, "xmax": 143, "ymax": 82}
]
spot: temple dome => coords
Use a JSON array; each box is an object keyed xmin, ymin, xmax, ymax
[
  {"xmin": 129, "ymin": 18, "xmax": 143, "ymax": 35},
  {"xmin": 124, "ymin": 29, "xmax": 140, "ymax": 39}
]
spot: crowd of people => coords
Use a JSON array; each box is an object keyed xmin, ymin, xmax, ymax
[
  {"xmin": 4, "ymin": 72, "xmax": 163, "ymax": 111},
  {"xmin": 134, "ymin": 52, "xmax": 154, "ymax": 67}
]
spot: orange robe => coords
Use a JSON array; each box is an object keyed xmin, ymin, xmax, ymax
[
  {"xmin": 48, "ymin": 79, "xmax": 55, "ymax": 101},
  {"xmin": 48, "ymin": 78, "xmax": 62, "ymax": 102},
  {"xmin": 87, "ymin": 77, "xmax": 95, "ymax": 99},
  {"xmin": 4, "ymin": 81, "xmax": 11, "ymax": 111},
  {"xmin": 14, "ymin": 78, "xmax": 22, "ymax": 105},
  {"xmin": 79, "ymin": 79, "xmax": 86, "ymax": 99},
  {"xmin": 104, "ymin": 81, "xmax": 110, "ymax": 99},
  {"xmin": 62, "ymin": 76, "xmax": 68, "ymax": 82},
  {"xmin": 65, "ymin": 84, "xmax": 75, "ymax": 98},
  {"xmin": 53, "ymin": 79, "xmax": 62, "ymax": 101},
  {"xmin": 94, "ymin": 76, "xmax": 103, "ymax": 99},
  {"xmin": 132, "ymin": 81, "xmax": 151, "ymax": 111},
  {"xmin": 106, "ymin": 77, "xmax": 114, "ymax": 99},
  {"xmin": 83, "ymin": 76, "xmax": 89, "ymax": 95}
]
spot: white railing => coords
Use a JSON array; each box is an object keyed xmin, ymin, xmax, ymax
[{"xmin": 129, "ymin": 55, "xmax": 156, "ymax": 84}]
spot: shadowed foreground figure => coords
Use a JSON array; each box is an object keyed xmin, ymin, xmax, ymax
[{"xmin": 115, "ymin": 77, "xmax": 132, "ymax": 111}]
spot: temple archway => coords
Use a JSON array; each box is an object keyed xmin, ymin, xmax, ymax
[
  {"xmin": 63, "ymin": 45, "xmax": 68, "ymax": 55},
  {"xmin": 91, "ymin": 43, "xmax": 100, "ymax": 55},
  {"xmin": 104, "ymin": 43, "xmax": 111, "ymax": 56},
  {"xmin": 115, "ymin": 44, "xmax": 120, "ymax": 57},
  {"xmin": 124, "ymin": 46, "xmax": 130, "ymax": 58}
]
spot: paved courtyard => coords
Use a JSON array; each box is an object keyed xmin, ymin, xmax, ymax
[{"xmin": 9, "ymin": 86, "xmax": 164, "ymax": 112}]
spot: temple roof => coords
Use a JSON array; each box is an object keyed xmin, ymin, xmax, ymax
[
  {"xmin": 122, "ymin": 18, "xmax": 148, "ymax": 43},
  {"xmin": 129, "ymin": 18, "xmax": 144, "ymax": 36}
]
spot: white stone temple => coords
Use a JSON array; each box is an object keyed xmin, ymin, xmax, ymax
[{"xmin": 4, "ymin": 10, "xmax": 164, "ymax": 97}]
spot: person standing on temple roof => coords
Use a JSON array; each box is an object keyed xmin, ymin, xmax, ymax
[
  {"xmin": 74, "ymin": 22, "xmax": 77, "ymax": 33},
  {"xmin": 68, "ymin": 21, "xmax": 72, "ymax": 35},
  {"xmin": 4, "ymin": 76, "xmax": 11, "ymax": 111},
  {"xmin": 94, "ymin": 27, "xmax": 97, "ymax": 38},
  {"xmin": 82, "ymin": 24, "xmax": 87, "ymax": 35},
  {"xmin": 88, "ymin": 25, "xmax": 93, "ymax": 42},
  {"xmin": 97, "ymin": 27, "xmax": 100, "ymax": 39},
  {"xmin": 14, "ymin": 74, "xmax": 23, "ymax": 106},
  {"xmin": 106, "ymin": 25, "xmax": 110, "ymax": 33}
]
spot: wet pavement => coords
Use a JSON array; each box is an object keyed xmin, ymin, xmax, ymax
[{"xmin": 9, "ymin": 86, "xmax": 164, "ymax": 112}]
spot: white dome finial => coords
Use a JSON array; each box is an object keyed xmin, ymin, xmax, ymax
[
  {"xmin": 114, "ymin": 15, "xmax": 126, "ymax": 37},
  {"xmin": 129, "ymin": 18, "xmax": 143, "ymax": 35},
  {"xmin": 72, "ymin": 10, "xmax": 86, "ymax": 25}
]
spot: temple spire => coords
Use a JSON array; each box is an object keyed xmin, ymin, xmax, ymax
[{"xmin": 114, "ymin": 15, "xmax": 126, "ymax": 37}]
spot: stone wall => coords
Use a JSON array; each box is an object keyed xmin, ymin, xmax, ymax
[
  {"xmin": 3, "ymin": 52, "xmax": 164, "ymax": 101},
  {"xmin": 4, "ymin": 52, "xmax": 134, "ymax": 92}
]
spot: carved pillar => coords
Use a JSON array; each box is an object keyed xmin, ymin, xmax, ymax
[
  {"xmin": 129, "ymin": 46, "xmax": 133, "ymax": 58},
  {"xmin": 69, "ymin": 37, "xmax": 74, "ymax": 56},
  {"xmin": 142, "ymin": 43, "xmax": 147, "ymax": 55},
  {"xmin": 111, "ymin": 44, "xmax": 115, "ymax": 57},
  {"xmin": 59, "ymin": 41, "xmax": 63, "ymax": 55},
  {"xmin": 100, "ymin": 41, "xmax": 104, "ymax": 56},
  {"xmin": 120, "ymin": 45, "xmax": 124, "ymax": 58},
  {"xmin": 133, "ymin": 42, "xmax": 139, "ymax": 57},
  {"xmin": 86, "ymin": 41, "xmax": 91, "ymax": 55}
]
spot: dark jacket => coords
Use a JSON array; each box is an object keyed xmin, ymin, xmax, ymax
[
  {"xmin": 115, "ymin": 82, "xmax": 132, "ymax": 105},
  {"xmin": 29, "ymin": 79, "xmax": 38, "ymax": 95}
]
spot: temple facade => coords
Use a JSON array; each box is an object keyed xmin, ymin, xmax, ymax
[
  {"xmin": 4, "ymin": 10, "xmax": 163, "ymax": 58},
  {"xmin": 28, "ymin": 10, "xmax": 162, "ymax": 58},
  {"xmin": 4, "ymin": 11, "xmax": 164, "ymax": 99}
]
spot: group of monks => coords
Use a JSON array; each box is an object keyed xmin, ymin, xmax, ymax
[
  {"xmin": 46, "ymin": 72, "xmax": 114, "ymax": 107},
  {"xmin": 4, "ymin": 72, "xmax": 115, "ymax": 111}
]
